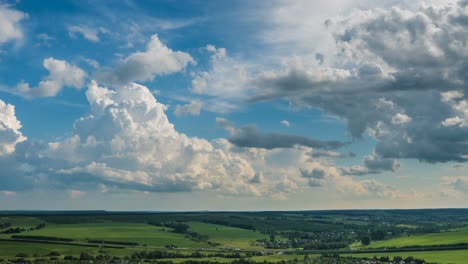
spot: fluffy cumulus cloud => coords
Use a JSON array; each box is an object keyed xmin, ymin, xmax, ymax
[
  {"xmin": 0, "ymin": 4, "xmax": 27, "ymax": 46},
  {"xmin": 99, "ymin": 35, "xmax": 195, "ymax": 85},
  {"xmin": 44, "ymin": 81, "xmax": 262, "ymax": 195},
  {"xmin": 246, "ymin": 0, "xmax": 468, "ymax": 165},
  {"xmin": 16, "ymin": 58, "xmax": 87, "ymax": 98},
  {"xmin": 0, "ymin": 99, "xmax": 26, "ymax": 155}
]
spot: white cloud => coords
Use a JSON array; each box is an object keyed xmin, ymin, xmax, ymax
[
  {"xmin": 391, "ymin": 113, "xmax": 412, "ymax": 124},
  {"xmin": 99, "ymin": 35, "xmax": 195, "ymax": 85},
  {"xmin": 190, "ymin": 45, "xmax": 253, "ymax": 112},
  {"xmin": 83, "ymin": 58, "xmax": 100, "ymax": 68},
  {"xmin": 16, "ymin": 58, "xmax": 87, "ymax": 98},
  {"xmin": 0, "ymin": 4, "xmax": 27, "ymax": 46},
  {"xmin": 441, "ymin": 90, "xmax": 467, "ymax": 127},
  {"xmin": 0, "ymin": 98, "xmax": 26, "ymax": 156},
  {"xmin": 68, "ymin": 25, "xmax": 109, "ymax": 42},
  {"xmin": 280, "ymin": 120, "xmax": 290, "ymax": 127},
  {"xmin": 174, "ymin": 101, "xmax": 202, "ymax": 116},
  {"xmin": 45, "ymin": 81, "xmax": 261, "ymax": 195}
]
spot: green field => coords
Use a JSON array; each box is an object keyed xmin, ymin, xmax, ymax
[
  {"xmin": 0, "ymin": 241, "xmax": 136, "ymax": 258},
  {"xmin": 1, "ymin": 222, "xmax": 209, "ymax": 248},
  {"xmin": 251, "ymin": 254, "xmax": 318, "ymax": 262},
  {"xmin": 395, "ymin": 224, "xmax": 418, "ymax": 229},
  {"xmin": 187, "ymin": 222, "xmax": 268, "ymax": 249},
  {"xmin": 0, "ymin": 216, "xmax": 44, "ymax": 229},
  {"xmin": 345, "ymin": 249, "xmax": 468, "ymax": 264},
  {"xmin": 365, "ymin": 227, "xmax": 468, "ymax": 249},
  {"xmin": 2, "ymin": 210, "xmax": 468, "ymax": 263}
]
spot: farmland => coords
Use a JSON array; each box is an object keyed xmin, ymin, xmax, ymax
[
  {"xmin": 365, "ymin": 227, "xmax": 468, "ymax": 249},
  {"xmin": 187, "ymin": 222, "xmax": 268, "ymax": 249},
  {"xmin": 6, "ymin": 222, "xmax": 208, "ymax": 248},
  {"xmin": 1, "ymin": 209, "xmax": 468, "ymax": 263},
  {"xmin": 343, "ymin": 250, "xmax": 468, "ymax": 264}
]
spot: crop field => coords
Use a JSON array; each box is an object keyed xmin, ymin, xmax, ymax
[
  {"xmin": 2, "ymin": 222, "xmax": 208, "ymax": 248},
  {"xmin": 345, "ymin": 249, "xmax": 468, "ymax": 264},
  {"xmin": 365, "ymin": 227, "xmax": 468, "ymax": 249},
  {"xmin": 187, "ymin": 222, "xmax": 268, "ymax": 249},
  {"xmin": 0, "ymin": 241, "xmax": 136, "ymax": 258}
]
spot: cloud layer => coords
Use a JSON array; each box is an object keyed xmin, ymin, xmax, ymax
[{"xmin": 1, "ymin": 1, "xmax": 463, "ymax": 205}]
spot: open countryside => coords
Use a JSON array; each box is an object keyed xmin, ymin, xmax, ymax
[{"xmin": 1, "ymin": 210, "xmax": 468, "ymax": 263}]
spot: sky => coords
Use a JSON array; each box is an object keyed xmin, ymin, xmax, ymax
[{"xmin": 0, "ymin": 0, "xmax": 467, "ymax": 210}]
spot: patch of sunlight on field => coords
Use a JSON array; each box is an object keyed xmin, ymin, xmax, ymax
[
  {"xmin": 166, "ymin": 257, "xmax": 233, "ymax": 263},
  {"xmin": 396, "ymin": 224, "xmax": 418, "ymax": 229},
  {"xmin": 165, "ymin": 254, "xmax": 317, "ymax": 263},
  {"xmin": 366, "ymin": 227, "xmax": 468, "ymax": 248},
  {"xmin": 251, "ymin": 254, "xmax": 319, "ymax": 262},
  {"xmin": 344, "ymin": 249, "xmax": 468, "ymax": 264},
  {"xmin": 187, "ymin": 222, "xmax": 268, "ymax": 249},
  {"xmin": 12, "ymin": 222, "xmax": 209, "ymax": 248}
]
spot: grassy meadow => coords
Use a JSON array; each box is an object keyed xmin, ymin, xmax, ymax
[
  {"xmin": 187, "ymin": 222, "xmax": 268, "ymax": 249},
  {"xmin": 0, "ymin": 241, "xmax": 137, "ymax": 258},
  {"xmin": 365, "ymin": 227, "xmax": 468, "ymax": 249},
  {"xmin": 4, "ymin": 222, "xmax": 208, "ymax": 248}
]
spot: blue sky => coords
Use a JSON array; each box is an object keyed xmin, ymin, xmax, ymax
[{"xmin": 0, "ymin": 0, "xmax": 467, "ymax": 210}]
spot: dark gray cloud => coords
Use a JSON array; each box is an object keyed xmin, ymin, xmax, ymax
[
  {"xmin": 301, "ymin": 168, "xmax": 325, "ymax": 179},
  {"xmin": 230, "ymin": 126, "xmax": 345, "ymax": 149},
  {"xmin": 341, "ymin": 154, "xmax": 400, "ymax": 176},
  {"xmin": 308, "ymin": 150, "xmax": 345, "ymax": 158},
  {"xmin": 217, "ymin": 118, "xmax": 345, "ymax": 150},
  {"xmin": 300, "ymin": 168, "xmax": 326, "ymax": 187}
]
